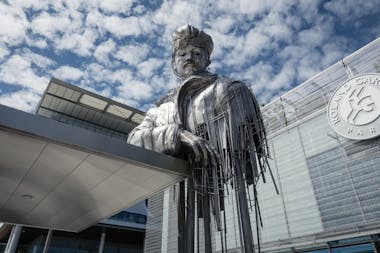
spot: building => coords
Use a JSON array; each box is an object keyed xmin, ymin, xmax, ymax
[
  {"xmin": 145, "ymin": 38, "xmax": 380, "ymax": 253},
  {"xmin": 0, "ymin": 79, "xmax": 187, "ymax": 253},
  {"xmin": 247, "ymin": 37, "xmax": 380, "ymax": 253}
]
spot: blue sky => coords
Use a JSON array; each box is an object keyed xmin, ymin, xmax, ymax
[{"xmin": 0, "ymin": 0, "xmax": 379, "ymax": 112}]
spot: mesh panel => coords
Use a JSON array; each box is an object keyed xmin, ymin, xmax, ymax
[{"xmin": 262, "ymin": 38, "xmax": 380, "ymax": 136}]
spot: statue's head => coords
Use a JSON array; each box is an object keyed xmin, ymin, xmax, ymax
[{"xmin": 172, "ymin": 25, "xmax": 213, "ymax": 80}]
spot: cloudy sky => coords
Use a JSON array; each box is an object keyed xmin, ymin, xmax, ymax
[{"xmin": 0, "ymin": 0, "xmax": 379, "ymax": 112}]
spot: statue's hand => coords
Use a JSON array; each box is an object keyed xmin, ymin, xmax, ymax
[{"xmin": 179, "ymin": 130, "xmax": 221, "ymax": 168}]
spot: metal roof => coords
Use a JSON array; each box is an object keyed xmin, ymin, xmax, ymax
[{"xmin": 36, "ymin": 78, "xmax": 145, "ymax": 137}]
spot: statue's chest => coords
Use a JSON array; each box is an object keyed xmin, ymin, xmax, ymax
[{"xmin": 185, "ymin": 84, "xmax": 216, "ymax": 133}]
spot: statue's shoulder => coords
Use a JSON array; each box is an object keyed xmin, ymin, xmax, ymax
[
  {"xmin": 216, "ymin": 76, "xmax": 249, "ymax": 92},
  {"xmin": 155, "ymin": 87, "xmax": 179, "ymax": 106}
]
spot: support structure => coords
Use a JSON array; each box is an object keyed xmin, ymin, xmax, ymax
[
  {"xmin": 98, "ymin": 231, "xmax": 106, "ymax": 253},
  {"xmin": 5, "ymin": 225, "xmax": 22, "ymax": 253},
  {"xmin": 42, "ymin": 229, "xmax": 53, "ymax": 253}
]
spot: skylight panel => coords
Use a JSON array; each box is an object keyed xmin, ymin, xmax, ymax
[
  {"xmin": 79, "ymin": 94, "xmax": 108, "ymax": 110},
  {"xmin": 131, "ymin": 113, "xmax": 145, "ymax": 124},
  {"xmin": 47, "ymin": 82, "xmax": 59, "ymax": 95},
  {"xmin": 106, "ymin": 104, "xmax": 133, "ymax": 119}
]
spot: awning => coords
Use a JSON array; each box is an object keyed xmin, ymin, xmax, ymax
[{"xmin": 0, "ymin": 105, "xmax": 188, "ymax": 232}]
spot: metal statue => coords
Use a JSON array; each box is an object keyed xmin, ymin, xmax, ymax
[{"xmin": 127, "ymin": 25, "xmax": 277, "ymax": 253}]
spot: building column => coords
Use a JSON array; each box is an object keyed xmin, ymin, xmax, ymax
[
  {"xmin": 42, "ymin": 230, "xmax": 53, "ymax": 253},
  {"xmin": 373, "ymin": 241, "xmax": 380, "ymax": 253},
  {"xmin": 98, "ymin": 231, "xmax": 106, "ymax": 253},
  {"xmin": 4, "ymin": 225, "xmax": 22, "ymax": 253}
]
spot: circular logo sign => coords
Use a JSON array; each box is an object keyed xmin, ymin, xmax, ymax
[{"xmin": 327, "ymin": 73, "xmax": 380, "ymax": 140}]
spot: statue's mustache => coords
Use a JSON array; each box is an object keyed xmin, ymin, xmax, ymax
[{"xmin": 184, "ymin": 60, "xmax": 196, "ymax": 67}]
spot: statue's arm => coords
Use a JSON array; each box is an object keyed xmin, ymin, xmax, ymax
[
  {"xmin": 127, "ymin": 107, "xmax": 220, "ymax": 167},
  {"xmin": 127, "ymin": 107, "xmax": 182, "ymax": 155}
]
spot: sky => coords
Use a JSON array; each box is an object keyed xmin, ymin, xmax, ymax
[{"xmin": 0, "ymin": 0, "xmax": 379, "ymax": 113}]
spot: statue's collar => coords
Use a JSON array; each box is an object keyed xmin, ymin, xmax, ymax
[
  {"xmin": 180, "ymin": 71, "xmax": 217, "ymax": 87},
  {"xmin": 176, "ymin": 71, "xmax": 218, "ymax": 126}
]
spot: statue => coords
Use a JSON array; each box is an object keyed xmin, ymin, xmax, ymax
[{"xmin": 128, "ymin": 25, "xmax": 276, "ymax": 253}]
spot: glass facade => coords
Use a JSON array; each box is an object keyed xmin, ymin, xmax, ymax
[
  {"xmin": 108, "ymin": 211, "xmax": 147, "ymax": 225},
  {"xmin": 0, "ymin": 226, "xmax": 144, "ymax": 253}
]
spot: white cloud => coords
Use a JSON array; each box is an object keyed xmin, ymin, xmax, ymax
[
  {"xmin": 85, "ymin": 10, "xmax": 104, "ymax": 28},
  {"xmin": 153, "ymin": 1, "xmax": 205, "ymax": 45},
  {"xmin": 238, "ymin": 0, "xmax": 277, "ymax": 15},
  {"xmin": 267, "ymin": 63, "xmax": 295, "ymax": 91},
  {"xmin": 103, "ymin": 16, "xmax": 135, "ymax": 37},
  {"xmin": 241, "ymin": 62, "xmax": 273, "ymax": 89},
  {"xmin": 258, "ymin": 12, "xmax": 293, "ymax": 42},
  {"xmin": 30, "ymin": 12, "xmax": 72, "ymax": 40},
  {"xmin": 138, "ymin": 58, "xmax": 164, "ymax": 79},
  {"xmin": 321, "ymin": 39, "xmax": 349, "ymax": 67},
  {"xmin": 0, "ymin": 44, "xmax": 10, "ymax": 62},
  {"xmin": 22, "ymin": 50, "xmax": 55, "ymax": 68},
  {"xmin": 103, "ymin": 15, "xmax": 153, "ymax": 38},
  {"xmin": 51, "ymin": 66, "xmax": 83, "ymax": 81},
  {"xmin": 115, "ymin": 44, "xmax": 149, "ymax": 65},
  {"xmin": 220, "ymin": 29, "xmax": 270, "ymax": 67},
  {"xmin": 111, "ymin": 69, "xmax": 134, "ymax": 84},
  {"xmin": 206, "ymin": 31, "xmax": 241, "ymax": 59},
  {"xmin": 207, "ymin": 15, "xmax": 237, "ymax": 34},
  {"xmin": 98, "ymin": 0, "xmax": 135, "ymax": 14},
  {"xmin": 55, "ymin": 28, "xmax": 98, "ymax": 57},
  {"xmin": 29, "ymin": 7, "xmax": 97, "ymax": 56},
  {"xmin": 133, "ymin": 5, "xmax": 146, "ymax": 15},
  {"xmin": 93, "ymin": 39, "xmax": 116, "ymax": 64},
  {"xmin": 0, "ymin": 2, "xmax": 28, "ymax": 45},
  {"xmin": 84, "ymin": 63, "xmax": 114, "ymax": 83},
  {"xmin": 244, "ymin": 29, "xmax": 271, "ymax": 57},
  {"xmin": 25, "ymin": 36, "xmax": 48, "ymax": 49},
  {"xmin": 0, "ymin": 89, "xmax": 41, "ymax": 112},
  {"xmin": 117, "ymin": 79, "xmax": 153, "ymax": 100},
  {"xmin": 0, "ymin": 55, "xmax": 49, "ymax": 92},
  {"xmin": 324, "ymin": 0, "xmax": 380, "ymax": 20},
  {"xmin": 11, "ymin": 0, "xmax": 49, "ymax": 11}
]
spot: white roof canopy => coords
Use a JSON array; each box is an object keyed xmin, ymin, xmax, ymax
[{"xmin": 0, "ymin": 105, "xmax": 188, "ymax": 232}]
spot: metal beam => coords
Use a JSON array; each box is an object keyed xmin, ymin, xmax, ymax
[
  {"xmin": 42, "ymin": 230, "xmax": 53, "ymax": 253},
  {"xmin": 5, "ymin": 225, "xmax": 22, "ymax": 253},
  {"xmin": 98, "ymin": 231, "xmax": 106, "ymax": 253}
]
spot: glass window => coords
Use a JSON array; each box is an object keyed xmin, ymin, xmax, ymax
[
  {"xmin": 271, "ymin": 127, "xmax": 323, "ymax": 237},
  {"xmin": 331, "ymin": 243, "xmax": 374, "ymax": 253},
  {"xmin": 299, "ymin": 113, "xmax": 339, "ymax": 158},
  {"xmin": 297, "ymin": 249, "xmax": 329, "ymax": 253}
]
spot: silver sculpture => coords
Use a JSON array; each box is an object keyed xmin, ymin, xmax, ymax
[{"xmin": 128, "ymin": 25, "xmax": 277, "ymax": 253}]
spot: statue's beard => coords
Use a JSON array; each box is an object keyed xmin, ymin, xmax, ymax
[{"xmin": 177, "ymin": 65, "xmax": 206, "ymax": 79}]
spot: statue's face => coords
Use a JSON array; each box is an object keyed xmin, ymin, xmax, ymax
[{"xmin": 173, "ymin": 45, "xmax": 209, "ymax": 79}]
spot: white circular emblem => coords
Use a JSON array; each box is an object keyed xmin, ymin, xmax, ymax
[{"xmin": 327, "ymin": 73, "xmax": 380, "ymax": 140}]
